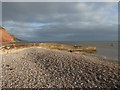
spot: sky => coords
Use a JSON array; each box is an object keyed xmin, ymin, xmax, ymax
[{"xmin": 2, "ymin": 2, "xmax": 118, "ymax": 41}]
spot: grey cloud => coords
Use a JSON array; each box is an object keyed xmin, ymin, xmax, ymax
[{"xmin": 2, "ymin": 2, "xmax": 118, "ymax": 41}]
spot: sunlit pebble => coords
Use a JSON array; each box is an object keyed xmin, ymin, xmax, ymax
[{"xmin": 81, "ymin": 83, "xmax": 84, "ymax": 85}]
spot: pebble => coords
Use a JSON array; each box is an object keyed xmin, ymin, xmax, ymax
[{"xmin": 2, "ymin": 48, "xmax": 120, "ymax": 88}]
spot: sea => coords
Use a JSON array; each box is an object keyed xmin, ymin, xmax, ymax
[{"xmin": 55, "ymin": 41, "xmax": 119, "ymax": 61}]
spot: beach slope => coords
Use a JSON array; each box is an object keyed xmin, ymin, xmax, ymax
[{"xmin": 2, "ymin": 47, "xmax": 119, "ymax": 88}]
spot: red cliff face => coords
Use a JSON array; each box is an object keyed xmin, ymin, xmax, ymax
[{"xmin": 0, "ymin": 27, "xmax": 16, "ymax": 42}]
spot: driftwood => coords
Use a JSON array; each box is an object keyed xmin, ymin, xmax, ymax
[{"xmin": 1, "ymin": 42, "xmax": 96, "ymax": 53}]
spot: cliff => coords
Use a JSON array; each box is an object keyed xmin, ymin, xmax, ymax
[{"xmin": 0, "ymin": 26, "xmax": 16, "ymax": 42}]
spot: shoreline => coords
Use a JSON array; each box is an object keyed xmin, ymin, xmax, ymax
[
  {"xmin": 1, "ymin": 41, "xmax": 118, "ymax": 61},
  {"xmin": 0, "ymin": 46, "xmax": 118, "ymax": 63}
]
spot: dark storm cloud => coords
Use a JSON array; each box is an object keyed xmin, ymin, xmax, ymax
[{"xmin": 2, "ymin": 2, "xmax": 118, "ymax": 41}]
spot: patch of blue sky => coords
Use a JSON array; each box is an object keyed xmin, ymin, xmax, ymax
[
  {"xmin": 3, "ymin": 26, "xmax": 18, "ymax": 31},
  {"xmin": 107, "ymin": 6, "xmax": 118, "ymax": 24},
  {"xmin": 30, "ymin": 22, "xmax": 46, "ymax": 26},
  {"xmin": 30, "ymin": 22, "xmax": 57, "ymax": 26},
  {"xmin": 109, "ymin": 20, "xmax": 118, "ymax": 24},
  {"xmin": 107, "ymin": 7, "xmax": 118, "ymax": 15},
  {"xmin": 26, "ymin": 28, "xmax": 33, "ymax": 31}
]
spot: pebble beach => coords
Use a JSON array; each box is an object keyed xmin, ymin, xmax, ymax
[{"xmin": 2, "ymin": 47, "xmax": 120, "ymax": 88}]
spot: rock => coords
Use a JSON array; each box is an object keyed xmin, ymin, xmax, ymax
[{"xmin": 0, "ymin": 26, "xmax": 16, "ymax": 42}]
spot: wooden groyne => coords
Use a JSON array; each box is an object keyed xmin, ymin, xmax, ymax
[{"xmin": 0, "ymin": 42, "xmax": 96, "ymax": 53}]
